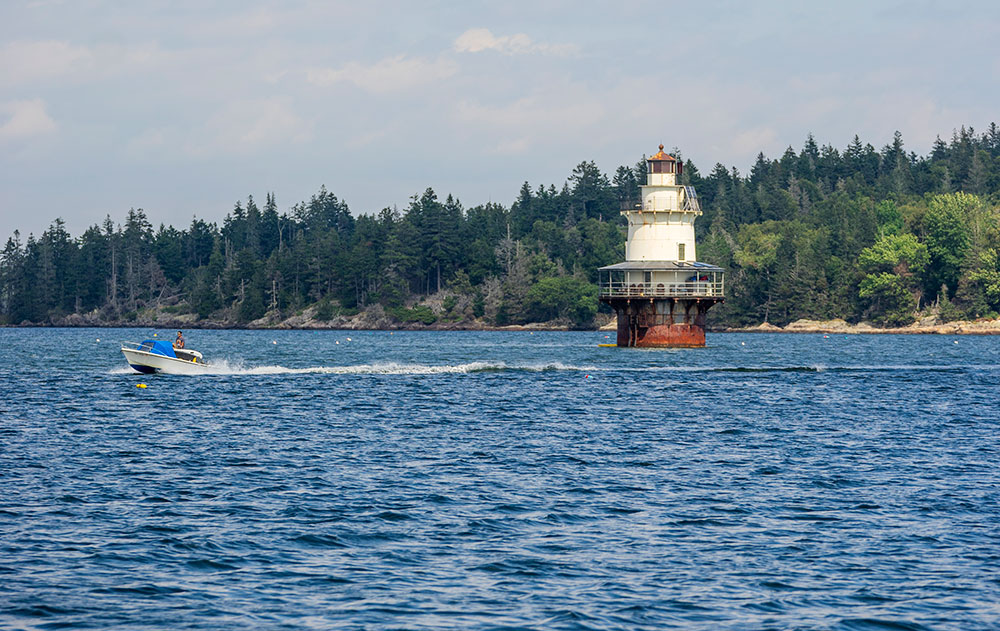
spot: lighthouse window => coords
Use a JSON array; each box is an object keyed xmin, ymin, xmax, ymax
[{"xmin": 678, "ymin": 243, "xmax": 686, "ymax": 261}]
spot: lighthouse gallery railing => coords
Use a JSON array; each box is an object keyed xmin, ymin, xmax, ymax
[{"xmin": 599, "ymin": 279, "xmax": 724, "ymax": 299}]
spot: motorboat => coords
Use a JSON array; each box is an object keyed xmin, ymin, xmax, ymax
[{"xmin": 121, "ymin": 339, "xmax": 211, "ymax": 375}]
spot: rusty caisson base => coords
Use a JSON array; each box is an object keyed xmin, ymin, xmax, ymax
[{"xmin": 604, "ymin": 297, "xmax": 723, "ymax": 348}]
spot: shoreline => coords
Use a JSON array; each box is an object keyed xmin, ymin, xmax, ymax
[
  {"xmin": 715, "ymin": 318, "xmax": 1000, "ymax": 336},
  {"xmin": 5, "ymin": 316, "xmax": 1000, "ymax": 335}
]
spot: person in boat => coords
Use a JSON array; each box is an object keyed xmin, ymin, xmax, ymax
[{"xmin": 175, "ymin": 331, "xmax": 185, "ymax": 349}]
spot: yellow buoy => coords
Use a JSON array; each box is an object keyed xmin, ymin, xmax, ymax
[{"xmin": 136, "ymin": 383, "xmax": 148, "ymax": 389}]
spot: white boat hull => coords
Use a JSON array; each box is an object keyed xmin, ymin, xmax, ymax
[{"xmin": 122, "ymin": 348, "xmax": 213, "ymax": 375}]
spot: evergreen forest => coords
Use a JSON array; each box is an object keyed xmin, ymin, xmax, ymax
[{"xmin": 3, "ymin": 125, "xmax": 1000, "ymax": 329}]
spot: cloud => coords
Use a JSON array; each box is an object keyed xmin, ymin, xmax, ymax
[
  {"xmin": 0, "ymin": 99, "xmax": 56, "ymax": 141},
  {"xmin": 0, "ymin": 40, "xmax": 92, "ymax": 84},
  {"xmin": 306, "ymin": 55, "xmax": 458, "ymax": 93},
  {"xmin": 187, "ymin": 97, "xmax": 313, "ymax": 156},
  {"xmin": 0, "ymin": 39, "xmax": 173, "ymax": 87},
  {"xmin": 456, "ymin": 91, "xmax": 605, "ymax": 154},
  {"xmin": 124, "ymin": 127, "xmax": 170, "ymax": 156},
  {"xmin": 730, "ymin": 126, "xmax": 780, "ymax": 158},
  {"xmin": 215, "ymin": 7, "xmax": 280, "ymax": 33},
  {"xmin": 128, "ymin": 99, "xmax": 315, "ymax": 159},
  {"xmin": 494, "ymin": 137, "xmax": 531, "ymax": 155},
  {"xmin": 454, "ymin": 28, "xmax": 576, "ymax": 56}
]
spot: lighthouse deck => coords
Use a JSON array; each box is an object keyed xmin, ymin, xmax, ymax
[
  {"xmin": 598, "ymin": 261, "xmax": 724, "ymax": 299},
  {"xmin": 599, "ymin": 281, "xmax": 724, "ymax": 298}
]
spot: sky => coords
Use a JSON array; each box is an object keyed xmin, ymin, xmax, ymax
[{"xmin": 2, "ymin": 0, "xmax": 999, "ymax": 241}]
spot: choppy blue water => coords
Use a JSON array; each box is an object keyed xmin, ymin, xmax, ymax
[{"xmin": 2, "ymin": 328, "xmax": 999, "ymax": 630}]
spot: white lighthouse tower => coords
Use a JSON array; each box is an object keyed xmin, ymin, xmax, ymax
[{"xmin": 599, "ymin": 145, "xmax": 724, "ymax": 347}]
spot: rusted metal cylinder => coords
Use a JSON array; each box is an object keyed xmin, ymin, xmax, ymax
[{"xmin": 608, "ymin": 297, "xmax": 719, "ymax": 348}]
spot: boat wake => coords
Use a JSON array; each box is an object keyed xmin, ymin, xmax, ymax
[
  {"xmin": 111, "ymin": 361, "xmax": 596, "ymax": 376},
  {"xmin": 110, "ymin": 362, "xmax": 999, "ymax": 377}
]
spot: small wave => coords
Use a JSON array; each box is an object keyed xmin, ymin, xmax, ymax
[
  {"xmin": 111, "ymin": 360, "xmax": 597, "ymax": 377},
  {"xmin": 209, "ymin": 360, "xmax": 596, "ymax": 375}
]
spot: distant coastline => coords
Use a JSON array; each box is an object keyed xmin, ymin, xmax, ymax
[{"xmin": 5, "ymin": 310, "xmax": 1000, "ymax": 335}]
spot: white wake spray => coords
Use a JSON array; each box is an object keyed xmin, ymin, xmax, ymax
[{"xmin": 112, "ymin": 360, "xmax": 598, "ymax": 376}]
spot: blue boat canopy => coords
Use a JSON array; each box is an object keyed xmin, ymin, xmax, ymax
[{"xmin": 139, "ymin": 339, "xmax": 177, "ymax": 358}]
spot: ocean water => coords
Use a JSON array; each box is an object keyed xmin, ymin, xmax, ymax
[{"xmin": 2, "ymin": 327, "xmax": 999, "ymax": 630}]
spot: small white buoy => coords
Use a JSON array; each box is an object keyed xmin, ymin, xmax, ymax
[
  {"xmin": 346, "ymin": 337, "xmax": 351, "ymax": 341},
  {"xmin": 954, "ymin": 340, "xmax": 959, "ymax": 344},
  {"xmin": 96, "ymin": 338, "xmax": 100, "ymax": 342},
  {"xmin": 741, "ymin": 341, "xmax": 746, "ymax": 346},
  {"xmin": 335, "ymin": 341, "xmax": 339, "ymax": 345},
  {"xmin": 272, "ymin": 340, "xmax": 277, "ymax": 344}
]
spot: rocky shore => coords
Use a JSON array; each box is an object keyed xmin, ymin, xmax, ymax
[
  {"xmin": 11, "ymin": 309, "xmax": 1000, "ymax": 336},
  {"xmin": 28, "ymin": 305, "xmax": 590, "ymax": 332},
  {"xmin": 721, "ymin": 318, "xmax": 1000, "ymax": 335}
]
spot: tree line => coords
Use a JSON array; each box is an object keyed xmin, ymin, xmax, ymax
[{"xmin": 2, "ymin": 124, "xmax": 999, "ymax": 328}]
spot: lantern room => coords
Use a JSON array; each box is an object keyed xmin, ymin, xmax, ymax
[{"xmin": 646, "ymin": 144, "xmax": 682, "ymax": 186}]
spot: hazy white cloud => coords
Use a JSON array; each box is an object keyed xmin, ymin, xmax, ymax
[
  {"xmin": 124, "ymin": 127, "xmax": 170, "ymax": 157},
  {"xmin": 494, "ymin": 137, "xmax": 531, "ymax": 155},
  {"xmin": 187, "ymin": 98, "xmax": 313, "ymax": 156},
  {"xmin": 213, "ymin": 7, "xmax": 281, "ymax": 34},
  {"xmin": 0, "ymin": 39, "xmax": 172, "ymax": 86},
  {"xmin": 0, "ymin": 99, "xmax": 56, "ymax": 141},
  {"xmin": 457, "ymin": 95, "xmax": 598, "ymax": 129},
  {"xmin": 730, "ymin": 126, "xmax": 780, "ymax": 158},
  {"xmin": 127, "ymin": 99, "xmax": 315, "ymax": 159},
  {"xmin": 454, "ymin": 28, "xmax": 576, "ymax": 56},
  {"xmin": 0, "ymin": 40, "xmax": 91, "ymax": 84},
  {"xmin": 306, "ymin": 55, "xmax": 458, "ymax": 93},
  {"xmin": 456, "ymin": 91, "xmax": 605, "ymax": 154}
]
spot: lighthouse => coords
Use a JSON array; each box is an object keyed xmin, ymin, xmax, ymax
[{"xmin": 598, "ymin": 145, "xmax": 724, "ymax": 347}]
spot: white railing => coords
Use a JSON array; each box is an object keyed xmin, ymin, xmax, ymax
[
  {"xmin": 599, "ymin": 280, "xmax": 724, "ymax": 298},
  {"xmin": 618, "ymin": 191, "xmax": 701, "ymax": 214}
]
